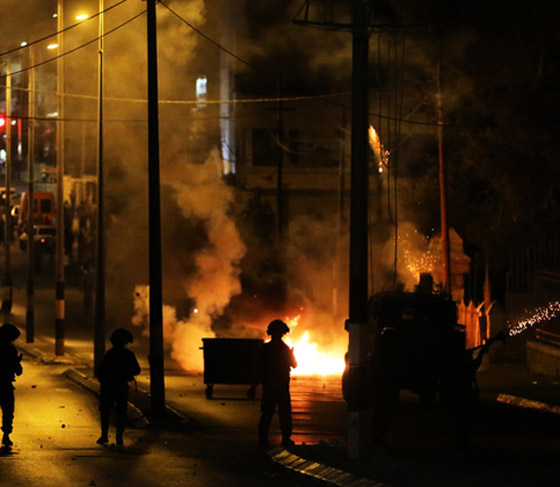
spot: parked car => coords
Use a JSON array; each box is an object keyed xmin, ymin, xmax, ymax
[{"xmin": 19, "ymin": 225, "xmax": 56, "ymax": 253}]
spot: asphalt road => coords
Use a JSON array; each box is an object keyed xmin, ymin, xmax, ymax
[
  {"xmin": 0, "ymin": 357, "xmax": 326, "ymax": 487},
  {"xmin": 4, "ymin": 241, "xmax": 560, "ymax": 487},
  {"xmin": 3, "ymin": 241, "xmax": 349, "ymax": 448}
]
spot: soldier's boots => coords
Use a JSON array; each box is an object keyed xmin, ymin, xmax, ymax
[
  {"xmin": 2, "ymin": 433, "xmax": 13, "ymax": 447},
  {"xmin": 96, "ymin": 435, "xmax": 109, "ymax": 445}
]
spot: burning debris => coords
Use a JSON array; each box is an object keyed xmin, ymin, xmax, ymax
[
  {"xmin": 283, "ymin": 315, "xmax": 346, "ymax": 376},
  {"xmin": 368, "ymin": 125, "xmax": 390, "ymax": 174}
]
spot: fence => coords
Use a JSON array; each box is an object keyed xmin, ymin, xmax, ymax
[{"xmin": 457, "ymin": 300, "xmax": 483, "ymax": 349}]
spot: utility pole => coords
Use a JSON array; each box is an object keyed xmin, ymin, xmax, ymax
[
  {"xmin": 55, "ymin": 0, "xmax": 66, "ymax": 356},
  {"xmin": 219, "ymin": 0, "xmax": 237, "ymax": 176},
  {"xmin": 146, "ymin": 0, "xmax": 166, "ymax": 420},
  {"xmin": 2, "ymin": 61, "xmax": 13, "ymax": 314},
  {"xmin": 346, "ymin": 0, "xmax": 370, "ymax": 459},
  {"xmin": 276, "ymin": 73, "xmax": 284, "ymax": 247},
  {"xmin": 293, "ymin": 0, "xmax": 371, "ymax": 459},
  {"xmin": 26, "ymin": 49, "xmax": 35, "ymax": 343},
  {"xmin": 94, "ymin": 0, "xmax": 105, "ymax": 375},
  {"xmin": 436, "ymin": 62, "xmax": 451, "ymax": 295}
]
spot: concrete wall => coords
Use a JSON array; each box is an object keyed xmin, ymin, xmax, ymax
[{"xmin": 526, "ymin": 340, "xmax": 560, "ymax": 377}]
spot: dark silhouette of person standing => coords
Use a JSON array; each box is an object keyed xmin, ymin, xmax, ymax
[
  {"xmin": 256, "ymin": 319, "xmax": 297, "ymax": 448},
  {"xmin": 95, "ymin": 328, "xmax": 140, "ymax": 446},
  {"xmin": 0, "ymin": 323, "xmax": 23, "ymax": 448}
]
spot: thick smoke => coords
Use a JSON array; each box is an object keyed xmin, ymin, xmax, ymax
[
  {"xmin": 281, "ymin": 213, "xmax": 349, "ymax": 355},
  {"xmin": 0, "ymin": 1, "xmax": 54, "ymax": 46},
  {"xmin": 131, "ymin": 149, "xmax": 246, "ymax": 372}
]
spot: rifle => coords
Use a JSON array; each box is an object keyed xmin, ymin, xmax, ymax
[{"xmin": 470, "ymin": 329, "xmax": 509, "ymax": 353}]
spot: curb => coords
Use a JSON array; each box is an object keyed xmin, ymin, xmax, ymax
[
  {"xmin": 268, "ymin": 447, "xmax": 389, "ymax": 487},
  {"xmin": 18, "ymin": 339, "xmax": 191, "ymax": 428},
  {"xmin": 497, "ymin": 393, "xmax": 560, "ymax": 415},
  {"xmin": 19, "ymin": 341, "xmax": 86, "ymax": 366},
  {"xmin": 63, "ymin": 368, "xmax": 150, "ymax": 428}
]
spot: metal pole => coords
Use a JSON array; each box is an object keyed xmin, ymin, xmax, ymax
[
  {"xmin": 55, "ymin": 0, "xmax": 65, "ymax": 355},
  {"xmin": 26, "ymin": 49, "xmax": 35, "ymax": 343},
  {"xmin": 147, "ymin": 0, "xmax": 166, "ymax": 419},
  {"xmin": 436, "ymin": 62, "xmax": 451, "ymax": 296},
  {"xmin": 347, "ymin": 0, "xmax": 370, "ymax": 459},
  {"xmin": 2, "ymin": 62, "xmax": 13, "ymax": 314},
  {"xmin": 276, "ymin": 73, "xmax": 283, "ymax": 248},
  {"xmin": 93, "ymin": 0, "xmax": 105, "ymax": 376}
]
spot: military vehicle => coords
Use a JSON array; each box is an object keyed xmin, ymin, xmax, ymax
[{"xmin": 344, "ymin": 274, "xmax": 473, "ymax": 449}]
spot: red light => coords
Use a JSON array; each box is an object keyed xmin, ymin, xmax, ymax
[{"xmin": 0, "ymin": 115, "xmax": 5, "ymax": 128}]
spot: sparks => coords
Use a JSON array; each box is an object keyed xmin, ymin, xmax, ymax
[
  {"xmin": 399, "ymin": 231, "xmax": 437, "ymax": 282},
  {"xmin": 368, "ymin": 126, "xmax": 389, "ymax": 166},
  {"xmin": 507, "ymin": 301, "xmax": 560, "ymax": 336}
]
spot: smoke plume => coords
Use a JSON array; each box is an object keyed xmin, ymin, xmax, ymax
[{"xmin": 132, "ymin": 149, "xmax": 246, "ymax": 372}]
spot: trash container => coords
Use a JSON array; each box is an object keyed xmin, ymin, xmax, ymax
[{"xmin": 201, "ymin": 338, "xmax": 264, "ymax": 400}]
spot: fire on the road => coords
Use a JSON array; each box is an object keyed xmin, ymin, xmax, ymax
[{"xmin": 283, "ymin": 315, "xmax": 346, "ymax": 376}]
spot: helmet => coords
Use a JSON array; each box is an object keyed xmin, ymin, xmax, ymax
[
  {"xmin": 267, "ymin": 319, "xmax": 290, "ymax": 336},
  {"xmin": 110, "ymin": 328, "xmax": 134, "ymax": 346},
  {"xmin": 0, "ymin": 323, "xmax": 21, "ymax": 342}
]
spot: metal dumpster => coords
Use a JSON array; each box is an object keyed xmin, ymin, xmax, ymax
[{"xmin": 201, "ymin": 338, "xmax": 264, "ymax": 400}]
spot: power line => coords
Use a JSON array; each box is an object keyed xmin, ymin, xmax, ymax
[
  {"xmin": 0, "ymin": 83, "xmax": 350, "ymax": 106},
  {"xmin": 0, "ymin": 4, "xmax": 474, "ymax": 131},
  {"xmin": 158, "ymin": 1, "xmax": 450, "ymax": 129},
  {"xmin": 159, "ymin": 1, "xmax": 262, "ymax": 75},
  {"xmin": 0, "ymin": 10, "xmax": 146, "ymax": 81},
  {"xmin": 0, "ymin": 0, "xmax": 129, "ymax": 59}
]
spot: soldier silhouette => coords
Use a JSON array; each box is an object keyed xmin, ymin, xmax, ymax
[
  {"xmin": 95, "ymin": 328, "xmax": 140, "ymax": 446},
  {"xmin": 255, "ymin": 319, "xmax": 298, "ymax": 448},
  {"xmin": 0, "ymin": 323, "xmax": 23, "ymax": 448}
]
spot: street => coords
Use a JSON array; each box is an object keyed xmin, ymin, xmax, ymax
[
  {"xmin": 2, "ymin": 242, "xmax": 560, "ymax": 487},
  {"xmin": 0, "ymin": 356, "xmax": 330, "ymax": 487},
  {"xmin": 0, "ymin": 240, "xmax": 347, "ymax": 486}
]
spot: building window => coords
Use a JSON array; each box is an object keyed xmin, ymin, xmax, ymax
[{"xmin": 196, "ymin": 76, "xmax": 207, "ymax": 107}]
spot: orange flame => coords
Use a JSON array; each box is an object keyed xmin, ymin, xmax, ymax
[
  {"xmin": 368, "ymin": 125, "xmax": 389, "ymax": 173},
  {"xmin": 283, "ymin": 315, "xmax": 346, "ymax": 376}
]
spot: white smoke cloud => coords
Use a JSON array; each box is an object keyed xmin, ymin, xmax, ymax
[{"xmin": 132, "ymin": 149, "xmax": 246, "ymax": 372}]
